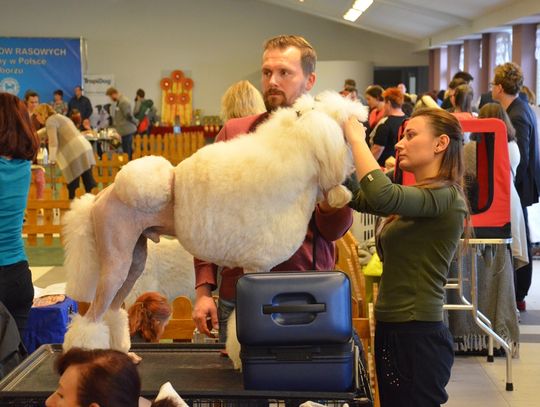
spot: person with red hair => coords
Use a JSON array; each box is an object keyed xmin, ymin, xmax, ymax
[
  {"xmin": 128, "ymin": 292, "xmax": 172, "ymax": 343},
  {"xmin": 0, "ymin": 92, "xmax": 40, "ymax": 338},
  {"xmin": 369, "ymin": 87, "xmax": 407, "ymax": 167}
]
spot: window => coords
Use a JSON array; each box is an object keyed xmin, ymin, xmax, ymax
[
  {"xmin": 479, "ymin": 41, "xmax": 483, "ymax": 69},
  {"xmin": 495, "ymin": 31, "xmax": 512, "ymax": 66},
  {"xmin": 459, "ymin": 45, "xmax": 464, "ymax": 72}
]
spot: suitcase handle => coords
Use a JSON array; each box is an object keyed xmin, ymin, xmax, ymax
[{"xmin": 262, "ymin": 304, "xmax": 326, "ymax": 314}]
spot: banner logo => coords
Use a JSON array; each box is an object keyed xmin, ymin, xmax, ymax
[{"xmin": 0, "ymin": 77, "xmax": 19, "ymax": 95}]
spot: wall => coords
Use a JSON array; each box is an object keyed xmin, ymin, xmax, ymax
[{"xmin": 1, "ymin": 0, "xmax": 426, "ymax": 116}]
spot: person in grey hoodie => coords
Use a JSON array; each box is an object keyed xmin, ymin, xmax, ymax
[{"xmin": 106, "ymin": 87, "xmax": 138, "ymax": 160}]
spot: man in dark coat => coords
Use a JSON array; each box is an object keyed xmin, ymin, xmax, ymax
[
  {"xmin": 67, "ymin": 86, "xmax": 93, "ymax": 121},
  {"xmin": 492, "ymin": 62, "xmax": 540, "ymax": 311}
]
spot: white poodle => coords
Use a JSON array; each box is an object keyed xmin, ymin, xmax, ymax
[{"xmin": 62, "ymin": 91, "xmax": 367, "ymax": 354}]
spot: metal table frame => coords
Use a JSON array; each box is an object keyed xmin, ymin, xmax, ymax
[{"xmin": 444, "ymin": 238, "xmax": 514, "ymax": 391}]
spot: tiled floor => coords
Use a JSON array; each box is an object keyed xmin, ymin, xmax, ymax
[{"xmin": 446, "ymin": 260, "xmax": 540, "ymax": 406}]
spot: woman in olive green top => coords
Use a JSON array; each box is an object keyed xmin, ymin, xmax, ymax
[{"xmin": 344, "ymin": 108, "xmax": 468, "ymax": 407}]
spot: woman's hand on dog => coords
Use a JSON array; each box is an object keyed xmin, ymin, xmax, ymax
[
  {"xmin": 343, "ymin": 116, "xmax": 366, "ymax": 146},
  {"xmin": 193, "ymin": 286, "xmax": 219, "ymax": 337}
]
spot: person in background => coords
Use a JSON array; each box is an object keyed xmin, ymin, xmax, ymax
[
  {"xmin": 67, "ymin": 86, "xmax": 93, "ymax": 122},
  {"xmin": 491, "ymin": 62, "xmax": 540, "ymax": 311},
  {"xmin": 128, "ymin": 292, "xmax": 172, "ymax": 343},
  {"xmin": 50, "ymin": 90, "xmax": 68, "ymax": 115},
  {"xmin": 34, "ymin": 104, "xmax": 97, "ymax": 199},
  {"xmin": 340, "ymin": 78, "xmax": 358, "ymax": 101},
  {"xmin": 24, "ymin": 90, "xmax": 42, "ymax": 130},
  {"xmin": 192, "ymin": 35, "xmax": 353, "ymax": 343},
  {"xmin": 441, "ymin": 78, "xmax": 467, "ymax": 111},
  {"xmin": 46, "ymin": 348, "xmax": 180, "ymax": 407},
  {"xmin": 397, "ymin": 83, "xmax": 407, "ymax": 95},
  {"xmin": 451, "ymin": 84, "xmax": 475, "ymax": 120},
  {"xmin": 369, "ymin": 87, "xmax": 407, "ymax": 167},
  {"xmin": 220, "ymin": 80, "xmax": 266, "ymax": 122},
  {"xmin": 0, "ymin": 92, "xmax": 40, "ymax": 338},
  {"xmin": 106, "ymin": 87, "xmax": 138, "ymax": 160},
  {"xmin": 133, "ymin": 88, "xmax": 157, "ymax": 135},
  {"xmin": 344, "ymin": 108, "xmax": 468, "ymax": 407},
  {"xmin": 365, "ymin": 85, "xmax": 386, "ymax": 133}
]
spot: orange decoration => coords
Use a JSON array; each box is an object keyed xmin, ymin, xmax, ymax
[
  {"xmin": 177, "ymin": 93, "xmax": 190, "ymax": 105},
  {"xmin": 160, "ymin": 78, "xmax": 172, "ymax": 90},
  {"xmin": 172, "ymin": 70, "xmax": 184, "ymax": 81},
  {"xmin": 166, "ymin": 94, "xmax": 176, "ymax": 104},
  {"xmin": 183, "ymin": 78, "xmax": 194, "ymax": 90}
]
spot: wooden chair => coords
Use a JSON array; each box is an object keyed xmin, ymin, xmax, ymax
[{"xmin": 160, "ymin": 296, "xmax": 196, "ymax": 342}]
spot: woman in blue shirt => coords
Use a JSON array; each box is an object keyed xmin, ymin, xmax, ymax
[{"xmin": 0, "ymin": 92, "xmax": 40, "ymax": 337}]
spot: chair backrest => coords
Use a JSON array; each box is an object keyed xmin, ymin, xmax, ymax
[{"xmin": 394, "ymin": 118, "xmax": 511, "ymax": 238}]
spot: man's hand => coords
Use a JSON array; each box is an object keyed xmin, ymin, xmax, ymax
[{"xmin": 192, "ymin": 285, "xmax": 218, "ymax": 337}]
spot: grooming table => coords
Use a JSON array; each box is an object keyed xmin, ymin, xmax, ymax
[{"xmin": 0, "ymin": 343, "xmax": 372, "ymax": 406}]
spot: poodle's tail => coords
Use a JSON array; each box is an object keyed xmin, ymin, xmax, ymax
[
  {"xmin": 114, "ymin": 156, "xmax": 174, "ymax": 213},
  {"xmin": 63, "ymin": 193, "xmax": 100, "ymax": 302}
]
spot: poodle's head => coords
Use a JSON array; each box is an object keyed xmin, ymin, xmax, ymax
[{"xmin": 293, "ymin": 91, "xmax": 367, "ymax": 126}]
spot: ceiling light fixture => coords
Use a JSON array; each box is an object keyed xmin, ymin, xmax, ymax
[
  {"xmin": 343, "ymin": 8, "xmax": 362, "ymax": 22},
  {"xmin": 343, "ymin": 0, "xmax": 374, "ymax": 22},
  {"xmin": 353, "ymin": 0, "xmax": 373, "ymax": 12}
]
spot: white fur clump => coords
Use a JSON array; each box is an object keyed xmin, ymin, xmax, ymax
[
  {"xmin": 63, "ymin": 314, "xmax": 110, "ymax": 351},
  {"xmin": 114, "ymin": 155, "xmax": 174, "ymax": 213},
  {"xmin": 124, "ymin": 238, "xmax": 196, "ymax": 306},
  {"xmin": 63, "ymin": 194, "xmax": 99, "ymax": 302},
  {"xmin": 103, "ymin": 308, "xmax": 131, "ymax": 353},
  {"xmin": 327, "ymin": 185, "xmax": 353, "ymax": 208},
  {"xmin": 226, "ymin": 310, "xmax": 242, "ymax": 370},
  {"xmin": 173, "ymin": 91, "xmax": 358, "ymax": 272}
]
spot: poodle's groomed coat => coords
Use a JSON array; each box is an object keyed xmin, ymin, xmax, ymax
[{"xmin": 62, "ymin": 91, "xmax": 367, "ymax": 353}]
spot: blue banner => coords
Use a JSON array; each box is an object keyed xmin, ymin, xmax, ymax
[{"xmin": 0, "ymin": 37, "xmax": 82, "ymax": 102}]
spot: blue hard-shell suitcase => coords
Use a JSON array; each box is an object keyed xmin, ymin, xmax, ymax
[{"xmin": 236, "ymin": 271, "xmax": 355, "ymax": 392}]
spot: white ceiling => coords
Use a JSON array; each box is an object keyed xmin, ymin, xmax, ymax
[{"xmin": 258, "ymin": 0, "xmax": 540, "ymax": 48}]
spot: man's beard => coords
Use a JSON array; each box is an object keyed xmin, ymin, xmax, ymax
[{"xmin": 263, "ymin": 89, "xmax": 288, "ymax": 112}]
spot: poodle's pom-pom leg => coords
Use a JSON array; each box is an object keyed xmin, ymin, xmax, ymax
[
  {"xmin": 326, "ymin": 185, "xmax": 353, "ymax": 209},
  {"xmin": 63, "ymin": 314, "xmax": 110, "ymax": 351},
  {"xmin": 226, "ymin": 310, "xmax": 242, "ymax": 371},
  {"xmin": 103, "ymin": 308, "xmax": 131, "ymax": 353}
]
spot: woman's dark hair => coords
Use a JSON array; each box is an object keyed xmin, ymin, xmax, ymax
[
  {"xmin": 410, "ymin": 108, "xmax": 465, "ymax": 190},
  {"xmin": 56, "ymin": 348, "xmax": 140, "ymax": 407},
  {"xmin": 0, "ymin": 92, "xmax": 40, "ymax": 160},
  {"xmin": 478, "ymin": 102, "xmax": 516, "ymax": 142},
  {"xmin": 453, "ymin": 84, "xmax": 473, "ymax": 113},
  {"xmin": 365, "ymin": 85, "xmax": 384, "ymax": 102},
  {"xmin": 136, "ymin": 89, "xmax": 145, "ymax": 98},
  {"xmin": 54, "ymin": 89, "xmax": 64, "ymax": 97}
]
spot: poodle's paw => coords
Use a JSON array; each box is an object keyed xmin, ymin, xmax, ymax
[
  {"xmin": 63, "ymin": 314, "xmax": 110, "ymax": 351},
  {"xmin": 128, "ymin": 352, "xmax": 142, "ymax": 364},
  {"xmin": 103, "ymin": 308, "xmax": 131, "ymax": 353},
  {"xmin": 327, "ymin": 185, "xmax": 353, "ymax": 208},
  {"xmin": 225, "ymin": 310, "xmax": 242, "ymax": 371}
]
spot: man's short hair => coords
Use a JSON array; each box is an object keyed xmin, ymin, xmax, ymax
[
  {"xmin": 453, "ymin": 71, "xmax": 474, "ymax": 83},
  {"xmin": 493, "ymin": 62, "xmax": 523, "ymax": 95},
  {"xmin": 54, "ymin": 89, "xmax": 63, "ymax": 97},
  {"xmin": 136, "ymin": 89, "xmax": 145, "ymax": 98},
  {"xmin": 106, "ymin": 87, "xmax": 118, "ymax": 96},
  {"xmin": 263, "ymin": 35, "xmax": 317, "ymax": 76},
  {"xmin": 24, "ymin": 90, "xmax": 38, "ymax": 101}
]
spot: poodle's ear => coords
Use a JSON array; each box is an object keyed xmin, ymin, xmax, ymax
[
  {"xmin": 295, "ymin": 110, "xmax": 352, "ymax": 203},
  {"xmin": 315, "ymin": 90, "xmax": 368, "ymax": 125}
]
